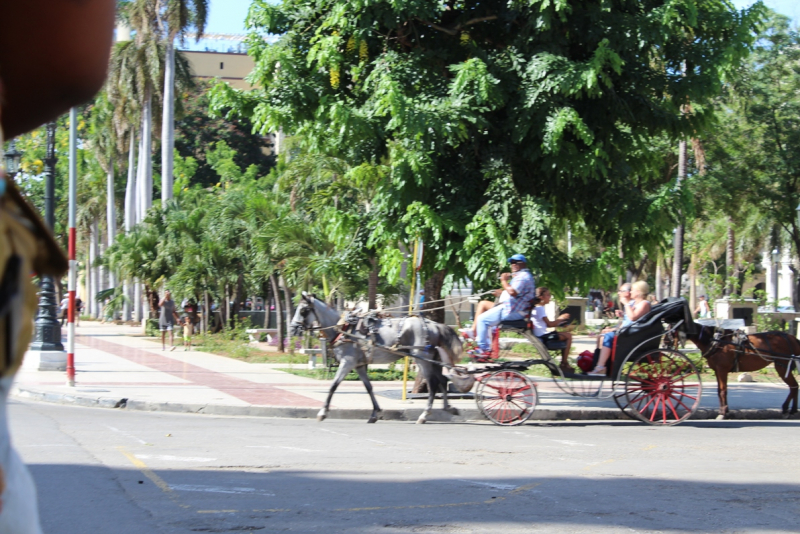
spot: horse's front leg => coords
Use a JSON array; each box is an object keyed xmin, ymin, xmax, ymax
[
  {"xmin": 318, "ymin": 357, "xmax": 356, "ymax": 422},
  {"xmin": 776, "ymin": 361, "xmax": 799, "ymax": 417},
  {"xmin": 416, "ymin": 361, "xmax": 435, "ymax": 424},
  {"xmin": 355, "ymin": 365, "xmax": 382, "ymax": 423},
  {"xmin": 715, "ymin": 370, "xmax": 729, "ymax": 420}
]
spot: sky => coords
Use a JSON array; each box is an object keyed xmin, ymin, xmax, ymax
[{"xmin": 193, "ymin": 0, "xmax": 798, "ymax": 49}]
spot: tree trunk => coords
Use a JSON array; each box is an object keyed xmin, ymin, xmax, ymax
[
  {"xmin": 368, "ymin": 256, "xmax": 378, "ymax": 310},
  {"xmin": 280, "ymin": 274, "xmax": 294, "ymax": 354},
  {"xmin": 161, "ymin": 39, "xmax": 175, "ymax": 206},
  {"xmin": 223, "ymin": 283, "xmax": 230, "ymax": 332},
  {"xmin": 270, "ymin": 273, "xmax": 285, "ymax": 352},
  {"xmin": 725, "ymin": 219, "xmax": 735, "ymax": 296},
  {"xmin": 422, "ymin": 269, "xmax": 447, "ymax": 324},
  {"xmin": 655, "ymin": 255, "xmax": 663, "ymax": 301},
  {"xmin": 689, "ymin": 254, "xmax": 697, "ymax": 317},
  {"xmin": 125, "ymin": 132, "xmax": 136, "ymax": 231},
  {"xmin": 97, "ymin": 241, "xmax": 105, "ymax": 318},
  {"xmin": 107, "ymin": 157, "xmax": 116, "ymax": 316},
  {"xmin": 671, "ymin": 139, "xmax": 687, "ymax": 298},
  {"xmin": 89, "ymin": 219, "xmax": 98, "ymax": 317},
  {"xmin": 134, "ymin": 279, "xmax": 142, "ymax": 323},
  {"xmin": 137, "ymin": 90, "xmax": 153, "ymax": 223},
  {"xmin": 203, "ymin": 288, "xmax": 210, "ymax": 335}
]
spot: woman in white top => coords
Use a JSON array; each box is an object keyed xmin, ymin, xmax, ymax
[{"xmin": 531, "ymin": 287, "xmax": 573, "ymax": 373}]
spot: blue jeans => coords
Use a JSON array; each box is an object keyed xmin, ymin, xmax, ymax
[{"xmin": 475, "ymin": 305, "xmax": 524, "ymax": 352}]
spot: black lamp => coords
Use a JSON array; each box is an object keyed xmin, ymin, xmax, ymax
[{"xmin": 4, "ymin": 140, "xmax": 22, "ymax": 176}]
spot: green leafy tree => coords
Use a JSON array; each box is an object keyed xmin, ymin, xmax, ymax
[{"xmin": 212, "ymin": 0, "xmax": 763, "ymax": 310}]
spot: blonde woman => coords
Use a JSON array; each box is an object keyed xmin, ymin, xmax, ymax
[{"xmin": 589, "ymin": 281, "xmax": 651, "ymax": 375}]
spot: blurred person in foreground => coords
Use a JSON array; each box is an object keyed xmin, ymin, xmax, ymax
[{"xmin": 0, "ymin": 2, "xmax": 115, "ymax": 532}]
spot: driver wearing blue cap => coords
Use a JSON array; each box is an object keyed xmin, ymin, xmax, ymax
[{"xmin": 472, "ymin": 254, "xmax": 536, "ymax": 361}]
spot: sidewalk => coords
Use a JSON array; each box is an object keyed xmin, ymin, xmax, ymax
[{"xmin": 12, "ymin": 323, "xmax": 798, "ymax": 422}]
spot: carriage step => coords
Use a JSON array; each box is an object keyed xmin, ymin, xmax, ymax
[{"xmin": 559, "ymin": 372, "xmax": 608, "ymax": 381}]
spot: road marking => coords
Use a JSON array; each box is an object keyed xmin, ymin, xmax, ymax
[
  {"xmin": 118, "ymin": 447, "xmax": 190, "ymax": 509},
  {"xmin": 244, "ymin": 445, "xmax": 321, "ymax": 452},
  {"xmin": 642, "ymin": 444, "xmax": 657, "ymax": 451},
  {"xmin": 135, "ymin": 454, "xmax": 215, "ymax": 462},
  {"xmin": 170, "ymin": 484, "xmax": 275, "ymax": 496},
  {"xmin": 318, "ymin": 428, "xmax": 349, "ymax": 436},
  {"xmin": 552, "ymin": 440, "xmax": 596, "ymax": 447},
  {"xmin": 457, "ymin": 480, "xmax": 518, "ymax": 491},
  {"xmin": 107, "ymin": 426, "xmax": 147, "ymax": 445}
]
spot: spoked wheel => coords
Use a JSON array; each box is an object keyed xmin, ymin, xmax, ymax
[
  {"xmin": 623, "ymin": 348, "xmax": 702, "ymax": 426},
  {"xmin": 475, "ymin": 370, "xmax": 537, "ymax": 426}
]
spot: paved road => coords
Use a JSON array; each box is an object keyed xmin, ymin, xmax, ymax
[{"xmin": 11, "ymin": 399, "xmax": 800, "ymax": 533}]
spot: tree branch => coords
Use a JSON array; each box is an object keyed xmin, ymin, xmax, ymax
[{"xmin": 415, "ymin": 15, "xmax": 498, "ymax": 36}]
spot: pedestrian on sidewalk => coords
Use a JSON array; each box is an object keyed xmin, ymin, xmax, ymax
[
  {"xmin": 181, "ymin": 306, "xmax": 194, "ymax": 351},
  {"xmin": 158, "ymin": 290, "xmax": 179, "ymax": 351},
  {"xmin": 74, "ymin": 296, "xmax": 83, "ymax": 326},
  {"xmin": 60, "ymin": 295, "xmax": 69, "ymax": 326}
]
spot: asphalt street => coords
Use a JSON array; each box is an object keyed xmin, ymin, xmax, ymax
[{"xmin": 10, "ymin": 399, "xmax": 800, "ymax": 533}]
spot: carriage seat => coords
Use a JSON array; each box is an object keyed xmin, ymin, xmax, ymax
[
  {"xmin": 543, "ymin": 339, "xmax": 567, "ymax": 350},
  {"xmin": 499, "ymin": 319, "xmax": 528, "ymax": 331}
]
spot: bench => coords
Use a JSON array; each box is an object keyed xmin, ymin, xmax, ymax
[{"xmin": 245, "ymin": 328, "xmax": 278, "ymax": 342}]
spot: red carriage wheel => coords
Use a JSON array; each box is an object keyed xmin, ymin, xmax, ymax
[
  {"xmin": 623, "ymin": 348, "xmax": 702, "ymax": 426},
  {"xmin": 475, "ymin": 370, "xmax": 537, "ymax": 426}
]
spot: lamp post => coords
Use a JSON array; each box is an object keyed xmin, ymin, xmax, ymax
[
  {"xmin": 28, "ymin": 121, "xmax": 65, "ymax": 368},
  {"xmin": 772, "ymin": 247, "xmax": 780, "ymax": 312},
  {"xmin": 4, "ymin": 140, "xmax": 22, "ymax": 177}
]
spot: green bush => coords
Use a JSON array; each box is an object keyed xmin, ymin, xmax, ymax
[{"xmin": 145, "ymin": 318, "xmax": 160, "ymax": 336}]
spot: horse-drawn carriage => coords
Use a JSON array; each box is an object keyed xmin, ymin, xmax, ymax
[
  {"xmin": 290, "ymin": 295, "xmax": 799, "ymax": 427},
  {"xmin": 471, "ymin": 297, "xmax": 704, "ymax": 426}
]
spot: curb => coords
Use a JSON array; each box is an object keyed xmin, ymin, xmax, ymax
[{"xmin": 11, "ymin": 386, "xmax": 797, "ymax": 423}]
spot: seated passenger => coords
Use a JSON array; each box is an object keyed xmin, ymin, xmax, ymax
[
  {"xmin": 460, "ymin": 289, "xmax": 507, "ymax": 339},
  {"xmin": 530, "ymin": 287, "xmax": 574, "ymax": 373},
  {"xmin": 471, "ymin": 254, "xmax": 535, "ymax": 362},
  {"xmin": 589, "ymin": 281, "xmax": 651, "ymax": 375}
]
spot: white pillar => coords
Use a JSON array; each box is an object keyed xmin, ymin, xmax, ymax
[
  {"xmin": 779, "ymin": 248, "xmax": 794, "ymax": 308},
  {"xmin": 763, "ymin": 249, "xmax": 776, "ymax": 306}
]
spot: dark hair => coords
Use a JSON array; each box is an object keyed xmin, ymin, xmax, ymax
[{"xmin": 531, "ymin": 286, "xmax": 550, "ymax": 306}]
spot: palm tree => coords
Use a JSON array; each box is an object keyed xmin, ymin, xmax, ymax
[{"xmin": 159, "ymin": 0, "xmax": 207, "ymax": 206}]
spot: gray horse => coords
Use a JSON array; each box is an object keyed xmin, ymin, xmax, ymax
[{"xmin": 289, "ymin": 293, "xmax": 464, "ymax": 424}]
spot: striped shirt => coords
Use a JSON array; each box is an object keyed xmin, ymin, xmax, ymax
[{"xmin": 502, "ymin": 269, "xmax": 536, "ymax": 315}]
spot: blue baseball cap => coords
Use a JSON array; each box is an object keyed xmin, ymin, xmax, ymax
[{"xmin": 508, "ymin": 254, "xmax": 527, "ymax": 263}]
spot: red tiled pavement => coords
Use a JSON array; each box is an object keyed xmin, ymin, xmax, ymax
[{"xmin": 77, "ymin": 335, "xmax": 321, "ymax": 407}]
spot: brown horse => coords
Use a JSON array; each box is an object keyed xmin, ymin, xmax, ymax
[{"xmin": 686, "ymin": 325, "xmax": 799, "ymax": 419}]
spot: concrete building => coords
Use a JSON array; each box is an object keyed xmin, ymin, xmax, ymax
[{"xmin": 181, "ymin": 50, "xmax": 255, "ymax": 91}]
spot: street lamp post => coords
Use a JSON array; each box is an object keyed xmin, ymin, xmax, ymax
[
  {"xmin": 28, "ymin": 121, "xmax": 66, "ymax": 369},
  {"xmin": 4, "ymin": 140, "xmax": 22, "ymax": 177}
]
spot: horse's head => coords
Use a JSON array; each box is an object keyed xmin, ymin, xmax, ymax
[{"xmin": 289, "ymin": 292, "xmax": 319, "ymax": 337}]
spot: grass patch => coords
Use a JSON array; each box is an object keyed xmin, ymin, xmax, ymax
[
  {"xmin": 277, "ymin": 367, "xmax": 416, "ymax": 381},
  {"xmin": 191, "ymin": 333, "xmax": 308, "ymax": 364}
]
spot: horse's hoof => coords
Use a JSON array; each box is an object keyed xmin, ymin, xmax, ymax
[
  {"xmin": 445, "ymin": 407, "xmax": 460, "ymax": 416},
  {"xmin": 317, "ymin": 414, "xmax": 327, "ymax": 422},
  {"xmin": 715, "ymin": 414, "xmax": 726, "ymax": 420},
  {"xmin": 782, "ymin": 413, "xmax": 790, "ymax": 419},
  {"xmin": 416, "ymin": 418, "xmax": 427, "ymax": 424},
  {"xmin": 367, "ymin": 417, "xmax": 378, "ymax": 424}
]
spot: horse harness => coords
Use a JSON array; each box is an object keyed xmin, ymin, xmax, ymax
[
  {"xmin": 700, "ymin": 327, "xmax": 799, "ymax": 376},
  {"xmin": 300, "ymin": 302, "xmax": 445, "ymax": 369}
]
